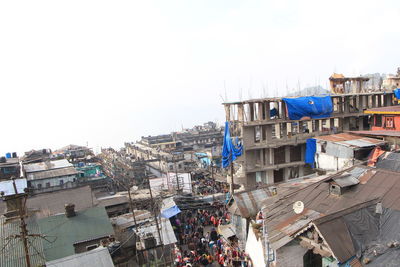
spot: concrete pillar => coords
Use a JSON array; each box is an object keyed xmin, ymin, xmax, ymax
[
  {"xmin": 238, "ymin": 104, "xmax": 244, "ymax": 122},
  {"xmin": 270, "ymin": 148, "xmax": 274, "ymax": 165},
  {"xmin": 285, "ymin": 146, "xmax": 290, "ymax": 163},
  {"xmin": 300, "ymin": 144, "xmax": 305, "ymax": 161},
  {"xmin": 266, "ymin": 125, "xmax": 273, "ymax": 141},
  {"xmin": 224, "ymin": 105, "xmax": 230, "ymax": 121},
  {"xmin": 283, "ymin": 168, "xmax": 289, "ymax": 182},
  {"xmin": 344, "ymin": 96, "xmax": 350, "ymax": 113},
  {"xmin": 266, "ymin": 170, "xmax": 274, "ymax": 184},
  {"xmin": 358, "ymin": 95, "xmax": 364, "ymax": 110},
  {"xmin": 275, "ymin": 123, "xmax": 281, "ymax": 139},
  {"xmin": 264, "ymin": 148, "xmax": 269, "ymax": 166},
  {"xmin": 307, "ymin": 121, "xmax": 313, "ymax": 133},
  {"xmin": 281, "ymin": 101, "xmax": 287, "ymax": 120},
  {"xmin": 281, "ymin": 123, "xmax": 288, "ymax": 139},
  {"xmin": 260, "ymin": 149, "xmax": 265, "ymax": 166},
  {"xmin": 258, "ymin": 102, "xmax": 263, "ymax": 121},
  {"xmin": 287, "ymin": 123, "xmax": 292, "ymax": 137},
  {"xmin": 377, "ymin": 95, "xmax": 382, "ymax": 107}
]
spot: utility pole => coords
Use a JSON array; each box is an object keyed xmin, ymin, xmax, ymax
[
  {"xmin": 14, "ymin": 180, "xmax": 31, "ymax": 267},
  {"xmin": 210, "ymin": 144, "xmax": 214, "ymax": 180},
  {"xmin": 230, "ymin": 162, "xmax": 235, "ymax": 196},
  {"xmin": 0, "ymin": 178, "xmax": 32, "ymax": 267},
  {"xmin": 173, "ymin": 155, "xmax": 180, "ymax": 193},
  {"xmin": 112, "ymin": 159, "xmax": 140, "ymax": 264},
  {"xmin": 147, "ymin": 176, "xmax": 164, "ymax": 265}
]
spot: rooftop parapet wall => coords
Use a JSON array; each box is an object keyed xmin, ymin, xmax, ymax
[{"xmin": 224, "ymin": 92, "xmax": 395, "ymax": 137}]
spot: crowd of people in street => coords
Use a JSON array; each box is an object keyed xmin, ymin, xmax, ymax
[
  {"xmin": 170, "ymin": 206, "xmax": 252, "ymax": 266},
  {"xmin": 192, "ymin": 177, "xmax": 228, "ymax": 196}
]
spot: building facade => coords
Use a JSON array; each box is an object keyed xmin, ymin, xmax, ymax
[{"xmin": 223, "ymin": 91, "xmax": 396, "ymax": 188}]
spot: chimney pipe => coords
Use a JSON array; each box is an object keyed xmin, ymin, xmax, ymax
[{"xmin": 65, "ymin": 203, "xmax": 76, "ymax": 218}]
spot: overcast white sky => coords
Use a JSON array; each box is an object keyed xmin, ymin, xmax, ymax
[{"xmin": 1, "ymin": 0, "xmax": 399, "ymax": 155}]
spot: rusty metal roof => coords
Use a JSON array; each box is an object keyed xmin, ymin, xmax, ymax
[
  {"xmin": 350, "ymin": 130, "xmax": 400, "ymax": 138},
  {"xmin": 332, "ymin": 174, "xmax": 360, "ymax": 187},
  {"xmin": 231, "ymin": 187, "xmax": 272, "ymax": 218},
  {"xmin": 26, "ymin": 166, "xmax": 78, "ymax": 180},
  {"xmin": 364, "ymin": 105, "xmax": 400, "ymax": 114},
  {"xmin": 262, "ymin": 166, "xmax": 400, "ymax": 262},
  {"xmin": 315, "ymin": 133, "xmax": 385, "ymax": 148}
]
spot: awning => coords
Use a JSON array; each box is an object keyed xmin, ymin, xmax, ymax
[{"xmin": 218, "ymin": 224, "xmax": 236, "ymax": 238}]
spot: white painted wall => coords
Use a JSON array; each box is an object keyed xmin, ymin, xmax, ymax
[
  {"xmin": 316, "ymin": 153, "xmax": 354, "ymax": 171},
  {"xmin": 245, "ymin": 224, "xmax": 265, "ymax": 267},
  {"xmin": 30, "ymin": 175, "xmax": 76, "ymax": 189}
]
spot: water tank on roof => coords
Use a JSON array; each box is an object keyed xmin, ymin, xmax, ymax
[
  {"xmin": 5, "ymin": 153, "xmax": 11, "ymax": 159},
  {"xmin": 12, "ymin": 152, "xmax": 17, "ymax": 158},
  {"xmin": 0, "ymin": 157, "xmax": 6, "ymax": 163}
]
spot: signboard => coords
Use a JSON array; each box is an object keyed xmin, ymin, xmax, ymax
[{"xmin": 149, "ymin": 173, "xmax": 192, "ymax": 194}]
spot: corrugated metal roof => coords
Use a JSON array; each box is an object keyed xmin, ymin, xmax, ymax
[
  {"xmin": 37, "ymin": 206, "xmax": 114, "ymax": 261},
  {"xmin": 24, "ymin": 159, "xmax": 72, "ymax": 173},
  {"xmin": 350, "ymin": 130, "xmax": 400, "ymax": 137},
  {"xmin": 376, "ymin": 152, "xmax": 400, "ymax": 172},
  {"xmin": 26, "ymin": 167, "xmax": 78, "ymax": 180},
  {"xmin": 332, "ymin": 173, "xmax": 360, "ymax": 187},
  {"xmin": 262, "ymin": 166, "xmax": 400, "ymax": 263},
  {"xmin": 46, "ymin": 247, "xmax": 114, "ymax": 267},
  {"xmin": 135, "ymin": 218, "xmax": 177, "ymax": 246},
  {"xmin": 315, "ymin": 133, "xmax": 385, "ymax": 148},
  {"xmin": 0, "ymin": 179, "xmax": 27, "ymax": 196},
  {"xmin": 0, "ymin": 216, "xmax": 46, "ymax": 267},
  {"xmin": 364, "ymin": 105, "xmax": 400, "ymax": 113},
  {"xmin": 232, "ymin": 188, "xmax": 272, "ymax": 218}
]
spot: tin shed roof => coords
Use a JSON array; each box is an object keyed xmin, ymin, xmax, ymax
[
  {"xmin": 230, "ymin": 187, "xmax": 272, "ymax": 218},
  {"xmin": 46, "ymin": 247, "xmax": 114, "ymax": 267},
  {"xmin": 0, "ymin": 216, "xmax": 46, "ymax": 267},
  {"xmin": 37, "ymin": 206, "xmax": 114, "ymax": 261}
]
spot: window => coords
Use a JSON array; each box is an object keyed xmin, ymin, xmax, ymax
[
  {"xmin": 37, "ymin": 184, "xmax": 42, "ymax": 189},
  {"xmin": 59, "ymin": 180, "xmax": 64, "ymax": 185},
  {"xmin": 385, "ymin": 117, "xmax": 395, "ymax": 129},
  {"xmin": 46, "ymin": 182, "xmax": 50, "ymax": 188}
]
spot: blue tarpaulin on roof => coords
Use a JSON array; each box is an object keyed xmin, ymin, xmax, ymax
[
  {"xmin": 305, "ymin": 138, "xmax": 316, "ymax": 168},
  {"xmin": 161, "ymin": 205, "xmax": 181, "ymax": 219},
  {"xmin": 222, "ymin": 121, "xmax": 243, "ymax": 168},
  {"xmin": 283, "ymin": 96, "xmax": 333, "ymax": 120},
  {"xmin": 394, "ymin": 89, "xmax": 400, "ymax": 99}
]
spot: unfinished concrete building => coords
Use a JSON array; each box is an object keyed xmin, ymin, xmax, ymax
[
  {"xmin": 329, "ymin": 73, "xmax": 370, "ymax": 94},
  {"xmin": 224, "ymin": 91, "xmax": 396, "ymax": 189}
]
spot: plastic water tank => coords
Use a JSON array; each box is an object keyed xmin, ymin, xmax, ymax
[{"xmin": 5, "ymin": 153, "xmax": 11, "ymax": 159}]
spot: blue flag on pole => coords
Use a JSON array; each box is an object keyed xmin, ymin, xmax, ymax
[{"xmin": 222, "ymin": 121, "xmax": 243, "ymax": 168}]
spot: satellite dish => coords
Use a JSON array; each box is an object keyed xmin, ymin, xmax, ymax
[{"xmin": 293, "ymin": 201, "xmax": 305, "ymax": 214}]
